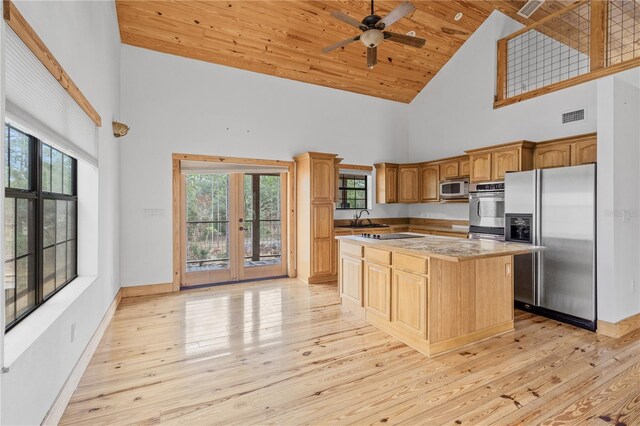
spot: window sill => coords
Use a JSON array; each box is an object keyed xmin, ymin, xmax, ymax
[{"xmin": 3, "ymin": 275, "xmax": 99, "ymax": 368}]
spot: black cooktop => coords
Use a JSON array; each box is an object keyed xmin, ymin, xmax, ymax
[{"xmin": 358, "ymin": 233, "xmax": 424, "ymax": 240}]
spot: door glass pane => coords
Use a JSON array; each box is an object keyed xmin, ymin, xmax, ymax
[
  {"xmin": 43, "ymin": 199, "xmax": 56, "ymax": 247},
  {"xmin": 8, "ymin": 128, "xmax": 30, "ymax": 190},
  {"xmin": 5, "ymin": 198, "xmax": 15, "ymax": 260},
  {"xmin": 244, "ymin": 174, "xmax": 282, "ymax": 268},
  {"xmin": 43, "ymin": 246, "xmax": 55, "ymax": 298},
  {"xmin": 185, "ymin": 173, "xmax": 230, "ymax": 272},
  {"xmin": 15, "ymin": 255, "xmax": 35, "ymax": 317}
]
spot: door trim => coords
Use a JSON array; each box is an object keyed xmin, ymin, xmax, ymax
[{"xmin": 172, "ymin": 153, "xmax": 296, "ymax": 291}]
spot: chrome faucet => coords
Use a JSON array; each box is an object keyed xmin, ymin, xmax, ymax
[{"xmin": 353, "ymin": 209, "xmax": 370, "ymax": 227}]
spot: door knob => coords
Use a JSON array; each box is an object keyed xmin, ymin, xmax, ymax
[
  {"xmin": 239, "ymin": 218, "xmax": 244, "ymax": 223},
  {"xmin": 239, "ymin": 226, "xmax": 245, "ymax": 231}
]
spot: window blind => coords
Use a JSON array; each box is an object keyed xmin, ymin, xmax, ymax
[
  {"xmin": 4, "ymin": 27, "xmax": 98, "ymax": 166},
  {"xmin": 180, "ymin": 160, "xmax": 289, "ymax": 175}
]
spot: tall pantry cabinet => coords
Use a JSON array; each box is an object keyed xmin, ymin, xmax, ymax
[{"xmin": 295, "ymin": 152, "xmax": 340, "ymax": 284}]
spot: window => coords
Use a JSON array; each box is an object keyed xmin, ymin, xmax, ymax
[
  {"xmin": 4, "ymin": 124, "xmax": 78, "ymax": 330},
  {"xmin": 336, "ymin": 173, "xmax": 368, "ymax": 210}
]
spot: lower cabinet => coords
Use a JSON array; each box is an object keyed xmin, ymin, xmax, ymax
[
  {"xmin": 340, "ymin": 255, "xmax": 363, "ymax": 306},
  {"xmin": 392, "ymin": 270, "xmax": 427, "ymax": 338},
  {"xmin": 364, "ymin": 261, "xmax": 392, "ymax": 321}
]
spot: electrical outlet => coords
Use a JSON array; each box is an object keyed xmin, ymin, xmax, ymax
[{"xmin": 71, "ymin": 322, "xmax": 76, "ymax": 343}]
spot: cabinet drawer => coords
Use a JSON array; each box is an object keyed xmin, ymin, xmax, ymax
[
  {"xmin": 364, "ymin": 247, "xmax": 392, "ymax": 265},
  {"xmin": 394, "ymin": 253, "xmax": 428, "ymax": 275},
  {"xmin": 340, "ymin": 242, "xmax": 363, "ymax": 258}
]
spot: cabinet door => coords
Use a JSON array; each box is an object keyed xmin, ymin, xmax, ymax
[
  {"xmin": 460, "ymin": 159, "xmax": 470, "ymax": 177},
  {"xmin": 365, "ymin": 262, "xmax": 392, "ymax": 321},
  {"xmin": 398, "ymin": 165, "xmax": 420, "ymax": 203},
  {"xmin": 420, "ymin": 165, "xmax": 439, "ymax": 202},
  {"xmin": 439, "ymin": 161, "xmax": 459, "ymax": 180},
  {"xmin": 392, "ymin": 270, "xmax": 427, "ymax": 338},
  {"xmin": 311, "ymin": 204, "xmax": 334, "ymax": 276},
  {"xmin": 387, "ymin": 166, "xmax": 398, "ymax": 203},
  {"xmin": 534, "ymin": 144, "xmax": 571, "ymax": 169},
  {"xmin": 311, "ymin": 159, "xmax": 334, "ymax": 201},
  {"xmin": 572, "ymin": 140, "xmax": 597, "ymax": 165},
  {"xmin": 470, "ymin": 153, "xmax": 492, "ymax": 182},
  {"xmin": 491, "ymin": 149, "xmax": 520, "ymax": 180},
  {"xmin": 340, "ymin": 255, "xmax": 363, "ymax": 306}
]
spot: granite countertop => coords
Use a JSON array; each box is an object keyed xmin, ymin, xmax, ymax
[{"xmin": 336, "ymin": 233, "xmax": 543, "ymax": 262}]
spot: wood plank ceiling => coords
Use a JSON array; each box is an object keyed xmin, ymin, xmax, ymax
[{"xmin": 115, "ymin": 1, "xmax": 573, "ymax": 103}]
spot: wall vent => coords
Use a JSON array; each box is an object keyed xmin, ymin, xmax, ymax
[
  {"xmin": 562, "ymin": 109, "xmax": 585, "ymax": 124},
  {"xmin": 517, "ymin": 0, "xmax": 545, "ymax": 19}
]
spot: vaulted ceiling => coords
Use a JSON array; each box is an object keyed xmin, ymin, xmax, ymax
[{"xmin": 115, "ymin": 1, "xmax": 573, "ymax": 103}]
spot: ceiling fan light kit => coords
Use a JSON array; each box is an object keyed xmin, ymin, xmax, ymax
[{"xmin": 323, "ymin": 0, "xmax": 425, "ymax": 69}]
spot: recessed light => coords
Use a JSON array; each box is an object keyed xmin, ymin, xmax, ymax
[
  {"xmin": 454, "ymin": 12, "xmax": 463, "ymax": 21},
  {"xmin": 406, "ymin": 30, "xmax": 416, "ymax": 37}
]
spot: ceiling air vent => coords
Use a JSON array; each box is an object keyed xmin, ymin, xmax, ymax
[
  {"xmin": 517, "ymin": 0, "xmax": 545, "ymax": 19},
  {"xmin": 562, "ymin": 108, "xmax": 585, "ymax": 124}
]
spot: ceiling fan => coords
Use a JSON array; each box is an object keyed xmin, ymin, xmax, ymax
[{"xmin": 322, "ymin": 0, "xmax": 426, "ymax": 69}]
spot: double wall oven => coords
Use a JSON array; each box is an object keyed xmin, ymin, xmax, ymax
[{"xmin": 468, "ymin": 181, "xmax": 505, "ymax": 241}]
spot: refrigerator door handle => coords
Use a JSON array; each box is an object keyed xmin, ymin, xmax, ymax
[{"xmin": 535, "ymin": 170, "xmax": 542, "ymax": 306}]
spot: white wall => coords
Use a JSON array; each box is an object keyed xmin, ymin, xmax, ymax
[
  {"xmin": 407, "ymin": 11, "xmax": 598, "ymax": 220},
  {"xmin": 1, "ymin": 1, "xmax": 121, "ymax": 425},
  {"xmin": 119, "ymin": 45, "xmax": 409, "ymax": 287},
  {"xmin": 597, "ymin": 70, "xmax": 640, "ymax": 323}
]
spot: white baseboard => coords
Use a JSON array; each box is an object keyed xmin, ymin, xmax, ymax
[{"xmin": 42, "ymin": 288, "xmax": 122, "ymax": 425}]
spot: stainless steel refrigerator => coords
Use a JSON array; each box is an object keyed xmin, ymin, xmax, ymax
[{"xmin": 504, "ymin": 164, "xmax": 596, "ymax": 331}]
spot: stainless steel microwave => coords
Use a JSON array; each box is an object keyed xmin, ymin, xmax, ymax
[{"xmin": 439, "ymin": 179, "xmax": 469, "ymax": 199}]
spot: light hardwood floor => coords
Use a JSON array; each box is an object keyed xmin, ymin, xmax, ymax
[{"xmin": 60, "ymin": 278, "xmax": 640, "ymax": 425}]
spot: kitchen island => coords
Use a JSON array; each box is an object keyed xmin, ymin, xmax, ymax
[{"xmin": 336, "ymin": 234, "xmax": 542, "ymax": 357}]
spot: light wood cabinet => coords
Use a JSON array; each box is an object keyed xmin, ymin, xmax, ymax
[
  {"xmin": 398, "ymin": 164, "xmax": 420, "ymax": 203},
  {"xmin": 534, "ymin": 144, "xmax": 571, "ymax": 169},
  {"xmin": 469, "ymin": 153, "xmax": 492, "ymax": 182},
  {"xmin": 467, "ymin": 141, "xmax": 535, "ymax": 182},
  {"xmin": 364, "ymin": 261, "xmax": 392, "ymax": 321},
  {"xmin": 392, "ymin": 270, "xmax": 427, "ymax": 338},
  {"xmin": 340, "ymin": 254, "xmax": 363, "ymax": 306},
  {"xmin": 533, "ymin": 133, "xmax": 597, "ymax": 170},
  {"xmin": 420, "ymin": 164, "xmax": 439, "ymax": 203},
  {"xmin": 573, "ymin": 139, "xmax": 596, "ymax": 165},
  {"xmin": 460, "ymin": 159, "xmax": 470, "ymax": 177},
  {"xmin": 375, "ymin": 163, "xmax": 399, "ymax": 204},
  {"xmin": 295, "ymin": 152, "xmax": 339, "ymax": 284},
  {"xmin": 439, "ymin": 161, "xmax": 459, "ymax": 180},
  {"xmin": 491, "ymin": 148, "xmax": 520, "ymax": 180}
]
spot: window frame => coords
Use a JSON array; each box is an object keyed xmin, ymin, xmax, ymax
[
  {"xmin": 4, "ymin": 124, "xmax": 78, "ymax": 331},
  {"xmin": 336, "ymin": 173, "xmax": 369, "ymax": 210}
]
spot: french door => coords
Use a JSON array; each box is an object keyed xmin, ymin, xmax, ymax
[{"xmin": 181, "ymin": 172, "xmax": 287, "ymax": 287}]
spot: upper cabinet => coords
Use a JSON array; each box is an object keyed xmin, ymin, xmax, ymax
[
  {"xmin": 466, "ymin": 142, "xmax": 535, "ymax": 183},
  {"xmin": 371, "ymin": 133, "xmax": 596, "ymax": 203},
  {"xmin": 398, "ymin": 164, "xmax": 420, "ymax": 203},
  {"xmin": 375, "ymin": 163, "xmax": 399, "ymax": 204},
  {"xmin": 420, "ymin": 164, "xmax": 439, "ymax": 203},
  {"xmin": 534, "ymin": 133, "xmax": 597, "ymax": 170},
  {"xmin": 438, "ymin": 156, "xmax": 469, "ymax": 180}
]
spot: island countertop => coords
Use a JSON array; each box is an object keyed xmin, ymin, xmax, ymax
[{"xmin": 335, "ymin": 233, "xmax": 543, "ymax": 262}]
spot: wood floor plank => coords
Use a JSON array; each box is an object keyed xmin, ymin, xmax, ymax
[{"xmin": 59, "ymin": 278, "xmax": 640, "ymax": 425}]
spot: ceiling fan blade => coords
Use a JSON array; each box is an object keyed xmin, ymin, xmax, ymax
[
  {"xmin": 383, "ymin": 31, "xmax": 426, "ymax": 48},
  {"xmin": 322, "ymin": 35, "xmax": 360, "ymax": 53},
  {"xmin": 367, "ymin": 46, "xmax": 377, "ymax": 69},
  {"xmin": 331, "ymin": 10, "xmax": 367, "ymax": 31},
  {"xmin": 375, "ymin": 2, "xmax": 416, "ymax": 29}
]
